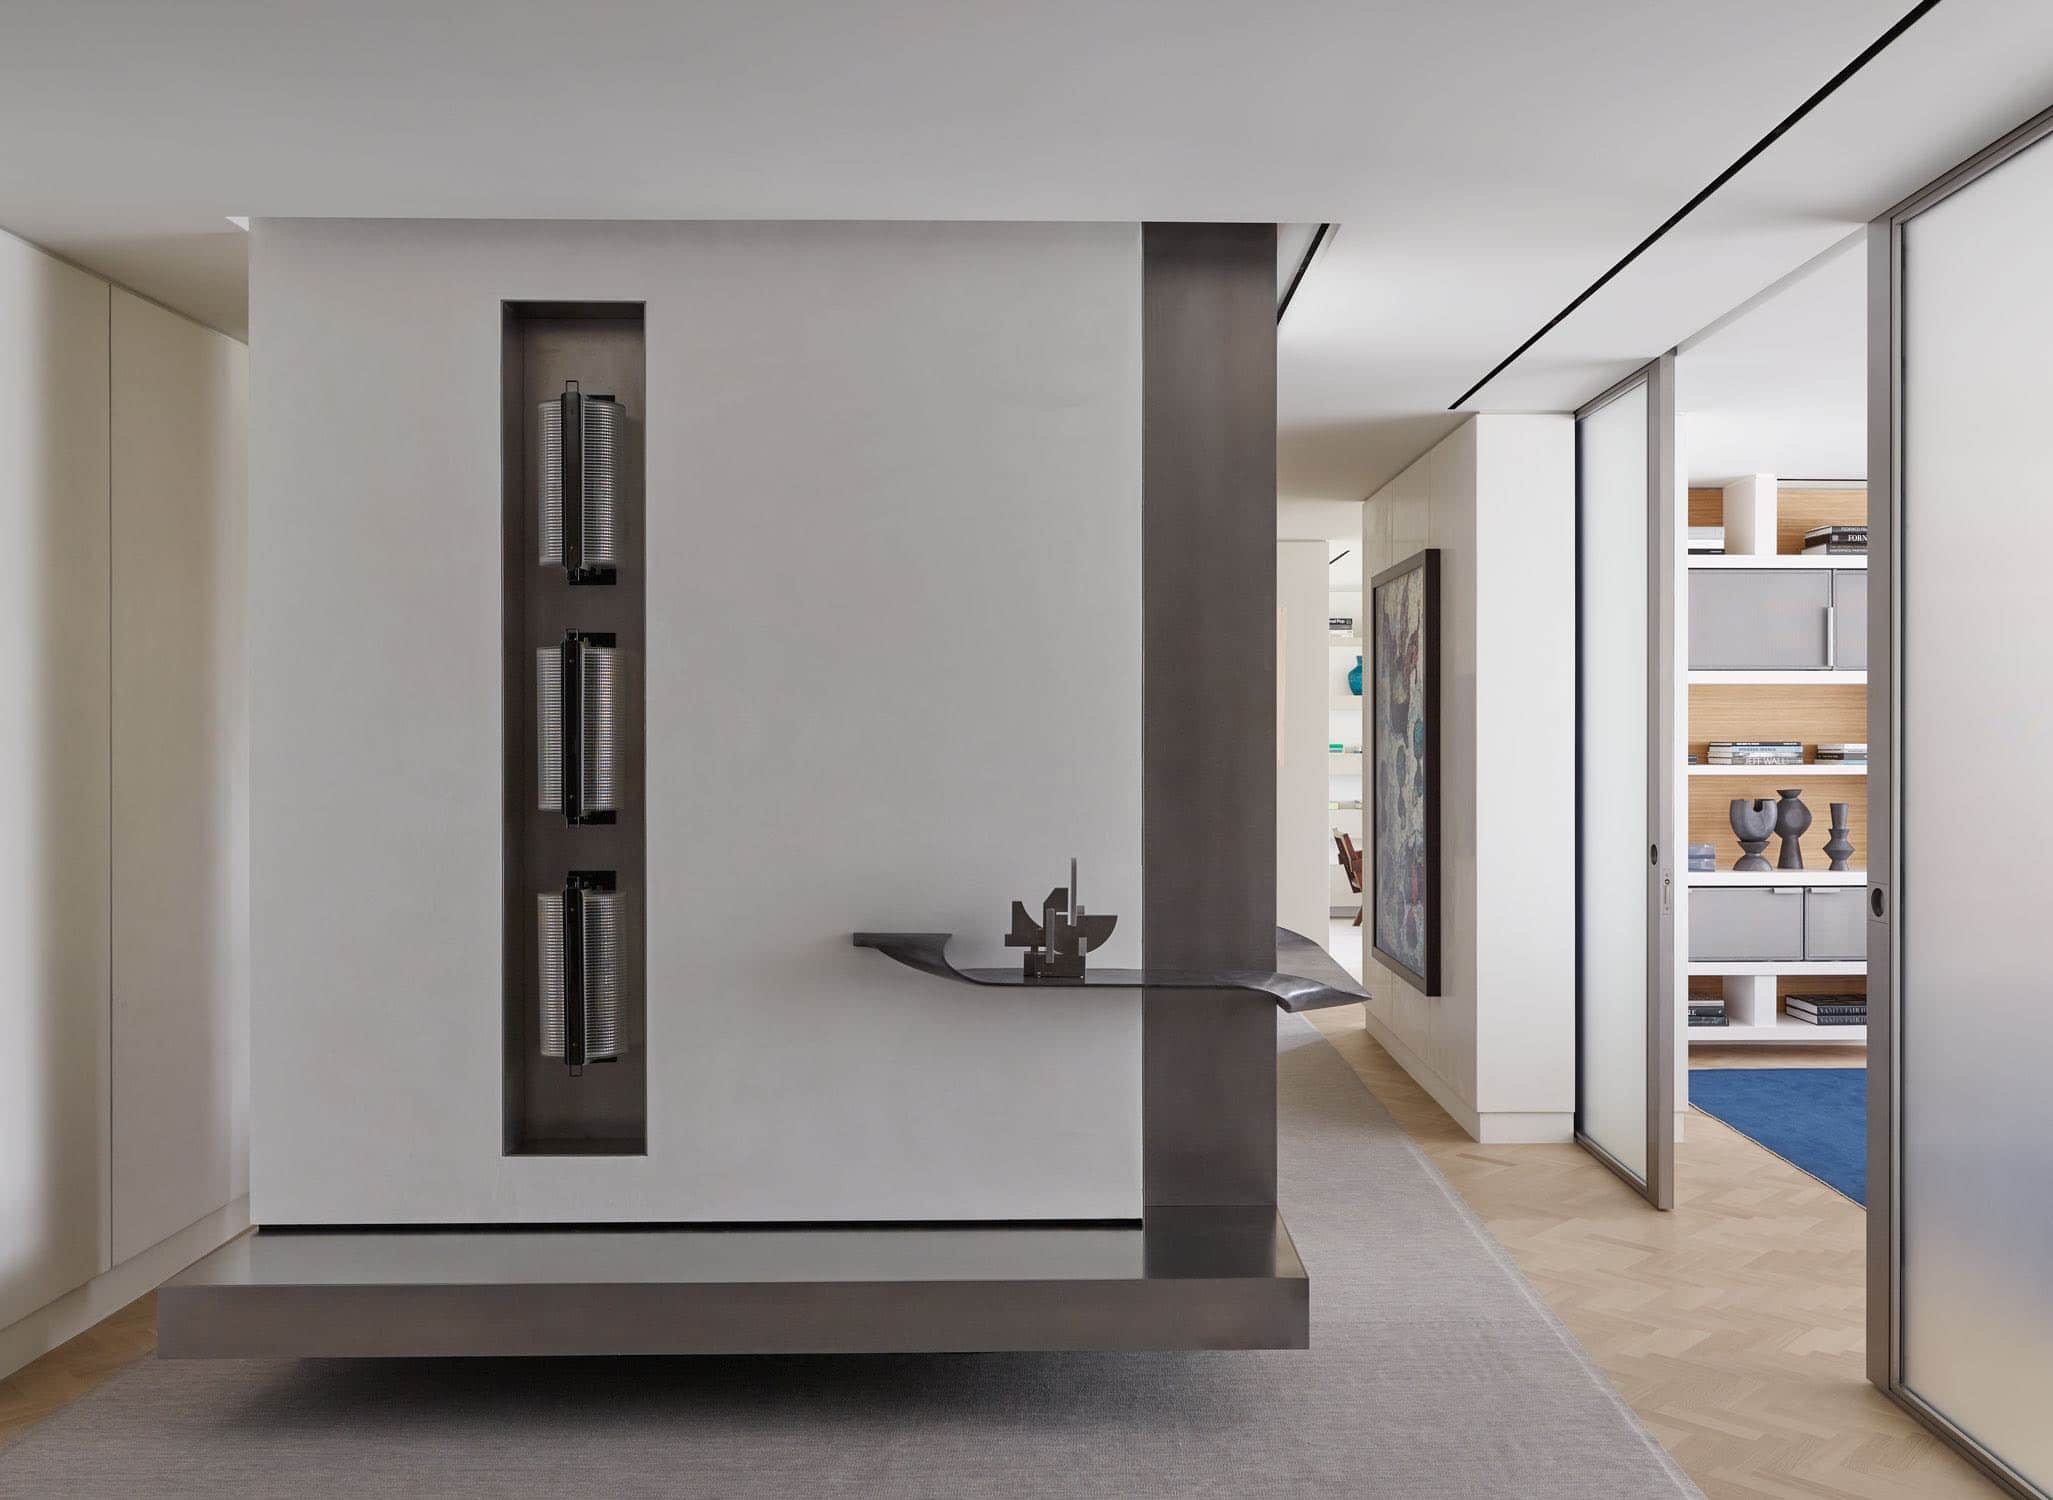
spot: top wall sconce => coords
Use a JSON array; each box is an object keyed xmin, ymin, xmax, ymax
[{"xmin": 539, "ymin": 380, "xmax": 622, "ymax": 583}]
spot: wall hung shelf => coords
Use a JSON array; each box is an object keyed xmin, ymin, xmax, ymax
[
  {"xmin": 1688, "ymin": 670, "xmax": 1867, "ymax": 685},
  {"xmin": 1688, "ymin": 1019, "xmax": 1866, "ymax": 1045},
  {"xmin": 852, "ymin": 927, "xmax": 1368, "ymax": 1013},
  {"xmin": 1689, "ymin": 762, "xmax": 1865, "ymax": 777},
  {"xmin": 1688, "ymin": 869, "xmax": 1866, "ymax": 887},
  {"xmin": 1687, "ymin": 960, "xmax": 1866, "ymax": 976},
  {"xmin": 1687, "ymin": 554, "xmax": 1867, "ymax": 570}
]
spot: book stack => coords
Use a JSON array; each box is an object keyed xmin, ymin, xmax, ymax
[
  {"xmin": 1802, "ymin": 523, "xmax": 1868, "ymax": 555},
  {"xmin": 1688, "ymin": 995, "xmax": 1728, "ymax": 1028},
  {"xmin": 1815, "ymin": 742, "xmax": 1867, "ymax": 766},
  {"xmin": 1707, "ymin": 739, "xmax": 1802, "ymax": 767},
  {"xmin": 1785, "ymin": 993, "xmax": 1867, "ymax": 1026},
  {"xmin": 1687, "ymin": 843, "xmax": 1717, "ymax": 873},
  {"xmin": 1688, "ymin": 526, "xmax": 1725, "ymax": 556}
]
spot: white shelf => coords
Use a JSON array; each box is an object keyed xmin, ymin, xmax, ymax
[
  {"xmin": 1688, "ymin": 669, "xmax": 1866, "ymax": 686},
  {"xmin": 1688, "ymin": 762, "xmax": 1865, "ymax": 777},
  {"xmin": 1330, "ymin": 695, "xmax": 1363, "ymax": 710},
  {"xmin": 1687, "ymin": 554, "xmax": 1866, "ymax": 570},
  {"xmin": 1328, "ymin": 636, "xmax": 1364, "ymax": 649},
  {"xmin": 1688, "ymin": 869, "xmax": 1865, "ymax": 887},
  {"xmin": 1327, "ymin": 751, "xmax": 1364, "ymax": 777},
  {"xmin": 1688, "ymin": 1018, "xmax": 1866, "ymax": 1045},
  {"xmin": 1686, "ymin": 960, "xmax": 1866, "ymax": 976}
]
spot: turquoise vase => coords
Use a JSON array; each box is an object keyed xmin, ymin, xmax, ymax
[{"xmin": 1347, "ymin": 655, "xmax": 1363, "ymax": 697}]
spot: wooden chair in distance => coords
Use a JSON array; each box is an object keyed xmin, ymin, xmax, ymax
[{"xmin": 1334, "ymin": 832, "xmax": 1364, "ymax": 927}]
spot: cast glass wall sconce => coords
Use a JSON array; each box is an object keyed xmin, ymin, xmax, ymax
[
  {"xmin": 537, "ymin": 630, "xmax": 619, "ymax": 823},
  {"xmin": 538, "ymin": 871, "xmax": 621, "ymax": 1071},
  {"xmin": 539, "ymin": 380, "xmax": 623, "ymax": 583}
]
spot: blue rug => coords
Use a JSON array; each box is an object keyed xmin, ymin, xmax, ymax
[{"xmin": 1687, "ymin": 1068, "xmax": 1867, "ymax": 1205}]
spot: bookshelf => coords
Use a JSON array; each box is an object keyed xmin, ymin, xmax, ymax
[
  {"xmin": 1328, "ymin": 586, "xmax": 1364, "ymax": 912},
  {"xmin": 1682, "ymin": 477, "xmax": 1869, "ymax": 1048}
]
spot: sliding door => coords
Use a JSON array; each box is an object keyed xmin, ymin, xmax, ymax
[
  {"xmin": 1575, "ymin": 357, "xmax": 1677, "ymax": 1208},
  {"xmin": 1871, "ymin": 111, "xmax": 2053, "ymax": 1499}
]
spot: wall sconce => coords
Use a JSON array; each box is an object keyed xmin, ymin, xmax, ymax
[
  {"xmin": 537, "ymin": 871, "xmax": 621, "ymax": 1071},
  {"xmin": 536, "ymin": 630, "xmax": 619, "ymax": 823},
  {"xmin": 539, "ymin": 380, "xmax": 622, "ymax": 584}
]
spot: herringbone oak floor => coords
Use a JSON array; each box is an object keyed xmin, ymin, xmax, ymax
[{"xmin": 1305, "ymin": 1005, "xmax": 2000, "ymax": 1500}]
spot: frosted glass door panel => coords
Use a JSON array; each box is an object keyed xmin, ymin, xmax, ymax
[
  {"xmin": 1898, "ymin": 133, "xmax": 2053, "ymax": 1492},
  {"xmin": 1577, "ymin": 384, "xmax": 1650, "ymax": 1183}
]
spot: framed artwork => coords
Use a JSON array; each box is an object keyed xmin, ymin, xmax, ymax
[{"xmin": 1369, "ymin": 548, "xmax": 1440, "ymax": 995}]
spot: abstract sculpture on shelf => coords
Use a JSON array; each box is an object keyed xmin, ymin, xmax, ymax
[
  {"xmin": 1774, "ymin": 788, "xmax": 1811, "ymax": 871},
  {"xmin": 1005, "ymin": 858, "xmax": 1118, "ymax": 982},
  {"xmin": 1729, "ymin": 797, "xmax": 1775, "ymax": 871},
  {"xmin": 539, "ymin": 380, "xmax": 623, "ymax": 584},
  {"xmin": 538, "ymin": 870, "xmax": 621, "ymax": 1073},
  {"xmin": 1825, "ymin": 802, "xmax": 1856, "ymax": 871}
]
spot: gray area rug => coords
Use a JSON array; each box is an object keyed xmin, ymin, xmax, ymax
[{"xmin": 0, "ymin": 1016, "xmax": 1697, "ymax": 1498}]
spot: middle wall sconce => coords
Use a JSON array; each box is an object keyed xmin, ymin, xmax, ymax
[{"xmin": 537, "ymin": 630, "xmax": 619, "ymax": 823}]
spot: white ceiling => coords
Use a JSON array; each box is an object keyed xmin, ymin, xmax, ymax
[
  {"xmin": 4, "ymin": 0, "xmax": 2052, "ymax": 502},
  {"xmin": 1677, "ymin": 236, "xmax": 1867, "ymax": 485}
]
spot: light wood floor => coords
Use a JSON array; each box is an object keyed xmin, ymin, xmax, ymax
[
  {"xmin": 1305, "ymin": 1006, "xmax": 1999, "ymax": 1500},
  {"xmin": 0, "ymin": 1028, "xmax": 2000, "ymax": 1499},
  {"xmin": 0, "ymin": 1292, "xmax": 156, "ymax": 1451}
]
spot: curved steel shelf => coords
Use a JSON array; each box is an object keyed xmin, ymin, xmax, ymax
[{"xmin": 852, "ymin": 926, "xmax": 1368, "ymax": 1013}]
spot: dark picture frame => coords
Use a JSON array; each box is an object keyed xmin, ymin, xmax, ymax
[{"xmin": 1369, "ymin": 548, "xmax": 1441, "ymax": 995}]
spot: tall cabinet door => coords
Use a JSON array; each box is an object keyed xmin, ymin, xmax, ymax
[
  {"xmin": 0, "ymin": 236, "xmax": 112, "ymax": 1327},
  {"xmin": 1574, "ymin": 356, "xmax": 1678, "ymax": 1209},
  {"xmin": 110, "ymin": 290, "xmax": 248, "ymax": 1264}
]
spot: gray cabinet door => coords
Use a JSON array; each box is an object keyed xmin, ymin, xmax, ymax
[
  {"xmin": 1689, "ymin": 570, "xmax": 1832, "ymax": 670},
  {"xmin": 1689, "ymin": 887, "xmax": 1806, "ymax": 961},
  {"xmin": 1804, "ymin": 887, "xmax": 1867, "ymax": 960},
  {"xmin": 1831, "ymin": 570, "xmax": 1868, "ymax": 671}
]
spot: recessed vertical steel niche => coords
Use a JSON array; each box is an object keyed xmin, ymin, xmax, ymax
[{"xmin": 501, "ymin": 301, "xmax": 645, "ymax": 1157}]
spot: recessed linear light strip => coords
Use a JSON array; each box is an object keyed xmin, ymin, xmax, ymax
[
  {"xmin": 1446, "ymin": 0, "xmax": 1945, "ymax": 411},
  {"xmin": 1277, "ymin": 223, "xmax": 1333, "ymax": 324}
]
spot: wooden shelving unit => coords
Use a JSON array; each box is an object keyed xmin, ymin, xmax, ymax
[
  {"xmin": 1327, "ymin": 586, "xmax": 1364, "ymax": 912},
  {"xmin": 1682, "ymin": 478, "xmax": 1869, "ymax": 1048}
]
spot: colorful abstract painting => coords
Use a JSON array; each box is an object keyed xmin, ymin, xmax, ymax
[{"xmin": 1371, "ymin": 549, "xmax": 1439, "ymax": 993}]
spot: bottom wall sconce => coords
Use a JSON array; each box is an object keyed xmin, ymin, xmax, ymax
[{"xmin": 538, "ymin": 870, "xmax": 621, "ymax": 1072}]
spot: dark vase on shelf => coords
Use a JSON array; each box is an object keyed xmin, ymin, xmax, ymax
[
  {"xmin": 1348, "ymin": 655, "xmax": 1363, "ymax": 697},
  {"xmin": 1774, "ymin": 788, "xmax": 1811, "ymax": 870},
  {"xmin": 1730, "ymin": 798, "xmax": 1775, "ymax": 872},
  {"xmin": 1825, "ymin": 803, "xmax": 1855, "ymax": 871}
]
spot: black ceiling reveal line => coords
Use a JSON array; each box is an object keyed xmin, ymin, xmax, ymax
[
  {"xmin": 1277, "ymin": 223, "xmax": 1332, "ymax": 324},
  {"xmin": 1447, "ymin": 0, "xmax": 1946, "ymax": 411}
]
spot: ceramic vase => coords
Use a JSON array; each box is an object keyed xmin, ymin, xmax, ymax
[
  {"xmin": 1729, "ymin": 798, "xmax": 1775, "ymax": 872},
  {"xmin": 1348, "ymin": 655, "xmax": 1363, "ymax": 697},
  {"xmin": 1774, "ymin": 788, "xmax": 1811, "ymax": 870},
  {"xmin": 1825, "ymin": 803, "xmax": 1855, "ymax": 871}
]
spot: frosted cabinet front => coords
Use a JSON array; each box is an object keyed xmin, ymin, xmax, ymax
[
  {"xmin": 1831, "ymin": 572, "xmax": 1868, "ymax": 671},
  {"xmin": 1689, "ymin": 571, "xmax": 1831, "ymax": 670}
]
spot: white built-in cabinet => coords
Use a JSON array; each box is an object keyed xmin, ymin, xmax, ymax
[
  {"xmin": 0, "ymin": 236, "xmax": 113, "ymax": 1332},
  {"xmin": 0, "ymin": 234, "xmax": 247, "ymax": 1350}
]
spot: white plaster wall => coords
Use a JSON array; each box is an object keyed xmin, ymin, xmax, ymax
[
  {"xmin": 249, "ymin": 219, "xmax": 1143, "ymax": 1225},
  {"xmin": 1357, "ymin": 416, "xmax": 1573, "ymax": 1142},
  {"xmin": 110, "ymin": 289, "xmax": 249, "ymax": 1262},
  {"xmin": 1276, "ymin": 540, "xmax": 1330, "ymax": 938}
]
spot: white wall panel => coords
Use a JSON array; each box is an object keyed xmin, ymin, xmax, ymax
[
  {"xmin": 110, "ymin": 289, "xmax": 248, "ymax": 1263},
  {"xmin": 0, "ymin": 232, "xmax": 111, "ymax": 1329},
  {"xmin": 1277, "ymin": 540, "xmax": 1330, "ymax": 938},
  {"xmin": 250, "ymin": 220, "xmax": 1143, "ymax": 1225}
]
